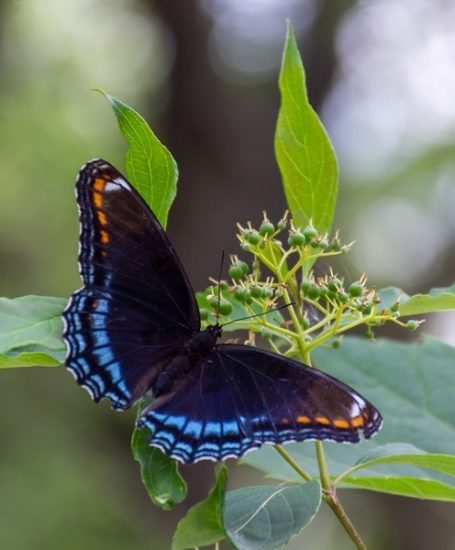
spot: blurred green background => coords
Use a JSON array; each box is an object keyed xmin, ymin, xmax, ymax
[{"xmin": 1, "ymin": 1, "xmax": 454, "ymax": 548}]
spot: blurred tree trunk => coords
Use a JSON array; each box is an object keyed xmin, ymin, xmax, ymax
[{"xmin": 147, "ymin": 1, "xmax": 353, "ymax": 290}]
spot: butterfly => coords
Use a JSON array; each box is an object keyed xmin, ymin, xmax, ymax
[{"xmin": 62, "ymin": 159, "xmax": 383, "ymax": 463}]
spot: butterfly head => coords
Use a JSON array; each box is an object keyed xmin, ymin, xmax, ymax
[{"xmin": 186, "ymin": 324, "xmax": 223, "ymax": 358}]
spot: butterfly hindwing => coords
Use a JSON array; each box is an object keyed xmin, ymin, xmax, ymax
[
  {"xmin": 138, "ymin": 345, "xmax": 383, "ymax": 463},
  {"xmin": 63, "ymin": 160, "xmax": 200, "ymax": 409}
]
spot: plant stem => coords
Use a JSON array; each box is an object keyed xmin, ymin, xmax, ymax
[
  {"xmin": 314, "ymin": 441, "xmax": 331, "ymax": 490},
  {"xmin": 324, "ymin": 492, "xmax": 367, "ymax": 550},
  {"xmin": 300, "ymin": 333, "xmax": 368, "ymax": 549},
  {"xmin": 315, "ymin": 442, "xmax": 367, "ymax": 549},
  {"xmin": 275, "ymin": 444, "xmax": 368, "ymax": 549},
  {"xmin": 273, "ymin": 445, "xmax": 312, "ymax": 481}
]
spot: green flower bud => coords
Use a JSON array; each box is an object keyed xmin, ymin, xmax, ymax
[
  {"xmin": 259, "ymin": 220, "xmax": 275, "ymax": 236},
  {"xmin": 244, "ymin": 230, "xmax": 261, "ymax": 245},
  {"xmin": 239, "ymin": 261, "xmax": 249, "ymax": 275},
  {"xmin": 277, "ymin": 218, "xmax": 287, "ymax": 231},
  {"xmin": 349, "ymin": 282, "xmax": 363, "ymax": 298},
  {"xmin": 219, "ymin": 299, "xmax": 233, "ymax": 316},
  {"xmin": 307, "ymin": 286, "xmax": 321, "ymax": 300},
  {"xmin": 229, "ymin": 264, "xmax": 243, "ymax": 280},
  {"xmin": 301, "ymin": 278, "xmax": 312, "ymax": 294},
  {"xmin": 303, "ymin": 224, "xmax": 318, "ymax": 242},
  {"xmin": 234, "ymin": 287, "xmax": 249, "ymax": 302},
  {"xmin": 262, "ymin": 287, "xmax": 274, "ymax": 299},
  {"xmin": 318, "ymin": 238, "xmax": 329, "ymax": 250},
  {"xmin": 327, "ymin": 277, "xmax": 342, "ymax": 293},
  {"xmin": 328, "ymin": 238, "xmax": 341, "ymax": 252},
  {"xmin": 339, "ymin": 292, "xmax": 349, "ymax": 303},
  {"xmin": 250, "ymin": 286, "xmax": 263, "ymax": 299},
  {"xmin": 219, "ymin": 280, "xmax": 229, "ymax": 291},
  {"xmin": 229, "ymin": 260, "xmax": 248, "ymax": 280},
  {"xmin": 287, "ymin": 231, "xmax": 306, "ymax": 247},
  {"xmin": 208, "ymin": 295, "xmax": 220, "ymax": 309}
]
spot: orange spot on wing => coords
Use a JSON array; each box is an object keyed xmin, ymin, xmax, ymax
[
  {"xmin": 314, "ymin": 416, "xmax": 330, "ymax": 425},
  {"xmin": 100, "ymin": 230, "xmax": 110, "ymax": 244},
  {"xmin": 296, "ymin": 415, "xmax": 311, "ymax": 424},
  {"xmin": 92, "ymin": 178, "xmax": 106, "ymax": 208},
  {"xmin": 332, "ymin": 419, "xmax": 350, "ymax": 429},
  {"xmin": 93, "ymin": 178, "xmax": 105, "ymax": 192},
  {"xmin": 351, "ymin": 416, "xmax": 364, "ymax": 428},
  {"xmin": 97, "ymin": 211, "xmax": 107, "ymax": 225},
  {"xmin": 93, "ymin": 191, "xmax": 103, "ymax": 208}
]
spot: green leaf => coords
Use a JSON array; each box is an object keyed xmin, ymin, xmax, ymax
[
  {"xmin": 400, "ymin": 283, "xmax": 455, "ymax": 316},
  {"xmin": 275, "ymin": 21, "xmax": 338, "ymax": 235},
  {"xmin": 131, "ymin": 427, "xmax": 187, "ymax": 511},
  {"xmin": 172, "ymin": 465, "xmax": 228, "ymax": 550},
  {"xmin": 333, "ymin": 444, "xmax": 455, "ymax": 500},
  {"xmin": 377, "ymin": 283, "xmax": 455, "ymax": 316},
  {"xmin": 97, "ymin": 91, "xmax": 178, "ymax": 228},
  {"xmin": 340, "ymin": 476, "xmax": 455, "ymax": 502},
  {"xmin": 242, "ymin": 337, "xmax": 455, "ymax": 501},
  {"xmin": 0, "ymin": 349, "xmax": 61, "ymax": 368},
  {"xmin": 376, "ymin": 287, "xmax": 405, "ymax": 311},
  {"xmin": 0, "ymin": 296, "xmax": 66, "ymax": 367},
  {"xmin": 352, "ymin": 445, "xmax": 455, "ymax": 478},
  {"xmin": 224, "ymin": 482, "xmax": 321, "ymax": 550}
]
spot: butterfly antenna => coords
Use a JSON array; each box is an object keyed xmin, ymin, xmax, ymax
[
  {"xmin": 215, "ymin": 250, "xmax": 225, "ymax": 324},
  {"xmin": 222, "ymin": 302, "xmax": 294, "ymax": 327}
]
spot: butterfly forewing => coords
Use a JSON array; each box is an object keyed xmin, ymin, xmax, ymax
[{"xmin": 63, "ymin": 160, "xmax": 200, "ymax": 409}]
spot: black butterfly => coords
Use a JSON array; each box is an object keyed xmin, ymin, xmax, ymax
[{"xmin": 62, "ymin": 159, "xmax": 383, "ymax": 463}]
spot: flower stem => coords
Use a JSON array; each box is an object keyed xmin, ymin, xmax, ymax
[
  {"xmin": 273, "ymin": 445, "xmax": 312, "ymax": 481},
  {"xmin": 323, "ymin": 492, "xmax": 368, "ymax": 550}
]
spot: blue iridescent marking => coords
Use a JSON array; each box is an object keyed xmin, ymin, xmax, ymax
[
  {"xmin": 222, "ymin": 419, "xmax": 240, "ymax": 436},
  {"xmin": 197, "ymin": 441, "xmax": 222, "ymax": 453},
  {"xmin": 93, "ymin": 346, "xmax": 114, "ymax": 364},
  {"xmin": 92, "ymin": 330, "xmax": 110, "ymax": 347},
  {"xmin": 75, "ymin": 357, "xmax": 91, "ymax": 376},
  {"xmin": 96, "ymin": 298, "xmax": 110, "ymax": 313},
  {"xmin": 203, "ymin": 421, "xmax": 221, "ymax": 438},
  {"xmin": 172, "ymin": 441, "xmax": 194, "ymax": 456},
  {"xmin": 164, "ymin": 415, "xmax": 187, "ymax": 431},
  {"xmin": 182, "ymin": 420, "xmax": 203, "ymax": 438},
  {"xmin": 155, "ymin": 431, "xmax": 177, "ymax": 447}
]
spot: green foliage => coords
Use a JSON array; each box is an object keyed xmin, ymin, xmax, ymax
[
  {"xmin": 0, "ymin": 296, "xmax": 66, "ymax": 367},
  {"xmin": 378, "ymin": 284, "xmax": 455, "ymax": 315},
  {"xmin": 337, "ymin": 444, "xmax": 455, "ymax": 501},
  {"xmin": 131, "ymin": 427, "xmax": 187, "ymax": 510},
  {"xmin": 275, "ymin": 22, "xmax": 338, "ymax": 236},
  {"xmin": 224, "ymin": 482, "xmax": 321, "ymax": 550},
  {"xmin": 171, "ymin": 466, "xmax": 228, "ymax": 550},
  {"xmin": 96, "ymin": 90, "xmax": 178, "ymax": 228}
]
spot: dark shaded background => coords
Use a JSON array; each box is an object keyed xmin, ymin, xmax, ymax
[{"xmin": 1, "ymin": 1, "xmax": 454, "ymax": 548}]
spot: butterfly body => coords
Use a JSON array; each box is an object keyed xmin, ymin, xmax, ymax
[{"xmin": 63, "ymin": 159, "xmax": 382, "ymax": 463}]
